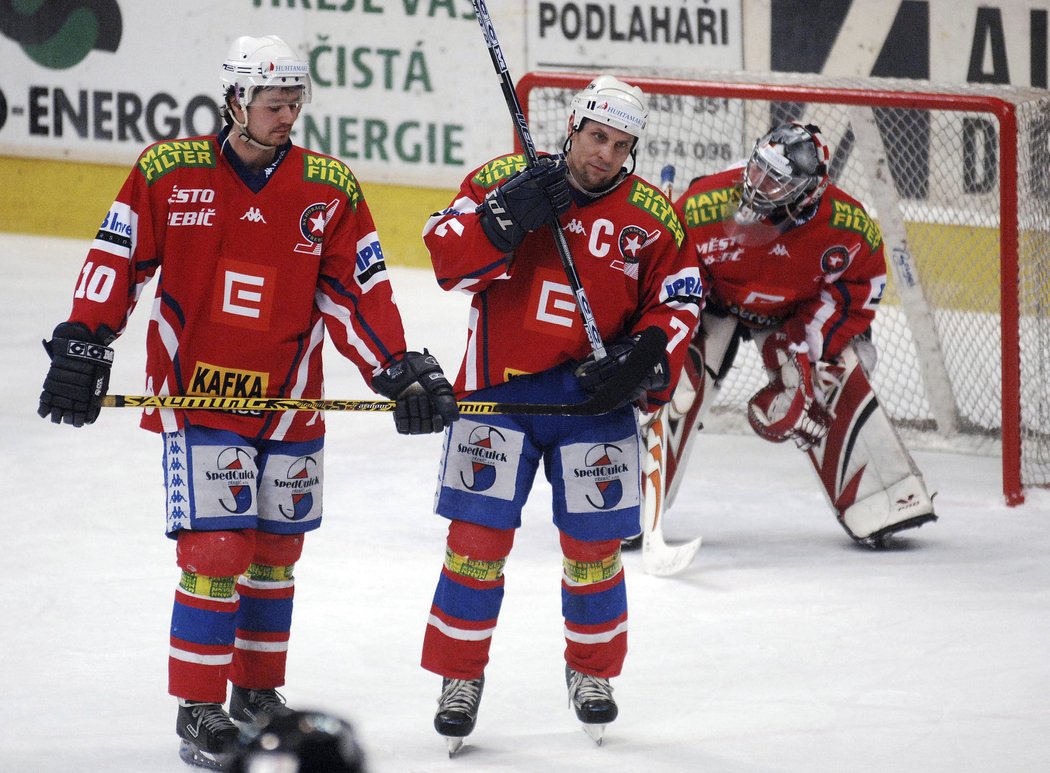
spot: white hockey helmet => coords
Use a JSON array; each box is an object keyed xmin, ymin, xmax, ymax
[
  {"xmin": 740, "ymin": 122, "xmax": 830, "ymax": 220},
  {"xmin": 220, "ymin": 35, "xmax": 312, "ymax": 108},
  {"xmin": 568, "ymin": 75, "xmax": 648, "ymax": 142}
]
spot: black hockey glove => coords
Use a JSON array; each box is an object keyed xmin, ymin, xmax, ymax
[
  {"xmin": 575, "ymin": 333, "xmax": 671, "ymax": 405},
  {"xmin": 372, "ymin": 350, "xmax": 459, "ymax": 435},
  {"xmin": 38, "ymin": 321, "xmax": 116, "ymax": 427},
  {"xmin": 478, "ymin": 155, "xmax": 572, "ymax": 254}
]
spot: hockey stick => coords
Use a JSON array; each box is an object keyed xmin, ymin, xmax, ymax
[
  {"xmin": 639, "ymin": 164, "xmax": 702, "ymax": 576},
  {"xmin": 641, "ymin": 409, "xmax": 702, "ymax": 576},
  {"xmin": 102, "ymin": 328, "xmax": 668, "ymax": 417},
  {"xmin": 472, "ymin": 0, "xmax": 606, "ymax": 360}
]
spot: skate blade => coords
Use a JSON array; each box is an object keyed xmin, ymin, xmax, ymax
[
  {"xmin": 445, "ymin": 736, "xmax": 465, "ymax": 756},
  {"xmin": 582, "ymin": 722, "xmax": 606, "ymax": 745},
  {"xmin": 178, "ymin": 739, "xmax": 235, "ymax": 770}
]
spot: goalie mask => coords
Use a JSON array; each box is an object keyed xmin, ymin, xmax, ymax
[{"xmin": 739, "ymin": 122, "xmax": 830, "ymax": 223}]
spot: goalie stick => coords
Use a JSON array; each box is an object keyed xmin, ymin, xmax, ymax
[
  {"xmin": 102, "ymin": 328, "xmax": 668, "ymax": 417},
  {"xmin": 640, "ymin": 164, "xmax": 703, "ymax": 576},
  {"xmin": 472, "ymin": 0, "xmax": 606, "ymax": 360}
]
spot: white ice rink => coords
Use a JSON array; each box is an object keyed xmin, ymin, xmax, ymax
[{"xmin": 2, "ymin": 232, "xmax": 1048, "ymax": 772}]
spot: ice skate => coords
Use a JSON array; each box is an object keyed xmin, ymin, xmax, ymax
[
  {"xmin": 229, "ymin": 685, "xmax": 294, "ymax": 726},
  {"xmin": 565, "ymin": 665, "xmax": 617, "ymax": 745},
  {"xmin": 176, "ymin": 700, "xmax": 239, "ymax": 770},
  {"xmin": 434, "ymin": 675, "xmax": 485, "ymax": 756}
]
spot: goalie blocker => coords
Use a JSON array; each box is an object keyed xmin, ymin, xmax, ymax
[{"xmin": 658, "ymin": 311, "xmax": 936, "ymax": 547}]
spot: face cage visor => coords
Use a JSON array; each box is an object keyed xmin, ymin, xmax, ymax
[{"xmin": 740, "ymin": 143, "xmax": 817, "ymax": 217}]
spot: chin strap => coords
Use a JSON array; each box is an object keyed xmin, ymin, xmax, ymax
[{"xmin": 232, "ymin": 114, "xmax": 276, "ymax": 151}]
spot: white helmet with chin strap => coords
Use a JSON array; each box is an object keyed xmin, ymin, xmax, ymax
[
  {"xmin": 566, "ymin": 75, "xmax": 648, "ymax": 181},
  {"xmin": 568, "ymin": 75, "xmax": 648, "ymax": 143},
  {"xmin": 220, "ymin": 35, "xmax": 311, "ymax": 149}
]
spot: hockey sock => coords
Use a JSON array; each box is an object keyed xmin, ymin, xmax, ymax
[
  {"xmin": 230, "ymin": 532, "xmax": 303, "ymax": 689},
  {"xmin": 169, "ymin": 570, "xmax": 239, "ymax": 703},
  {"xmin": 560, "ymin": 533, "xmax": 627, "ymax": 678},
  {"xmin": 421, "ymin": 521, "xmax": 514, "ymax": 680}
]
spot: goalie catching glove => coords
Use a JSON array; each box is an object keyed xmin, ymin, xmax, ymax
[
  {"xmin": 372, "ymin": 350, "xmax": 459, "ymax": 435},
  {"xmin": 478, "ymin": 155, "xmax": 572, "ymax": 254},
  {"xmin": 747, "ymin": 327, "xmax": 832, "ymax": 450},
  {"xmin": 38, "ymin": 321, "xmax": 116, "ymax": 427},
  {"xmin": 574, "ymin": 332, "xmax": 671, "ymax": 407}
]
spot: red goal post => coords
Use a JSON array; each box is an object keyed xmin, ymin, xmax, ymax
[{"xmin": 516, "ymin": 70, "xmax": 1050, "ymax": 505}]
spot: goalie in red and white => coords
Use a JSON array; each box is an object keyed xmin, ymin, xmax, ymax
[{"xmin": 664, "ymin": 122, "xmax": 936, "ymax": 547}]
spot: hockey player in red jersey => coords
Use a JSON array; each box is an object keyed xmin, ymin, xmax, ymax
[
  {"xmin": 418, "ymin": 75, "xmax": 702, "ymax": 751},
  {"xmin": 660, "ymin": 122, "xmax": 936, "ymax": 549},
  {"xmin": 36, "ymin": 35, "xmax": 457, "ymax": 771}
]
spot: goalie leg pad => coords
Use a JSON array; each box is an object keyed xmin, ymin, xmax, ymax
[
  {"xmin": 659, "ymin": 311, "xmax": 743, "ymax": 507},
  {"xmin": 807, "ymin": 345, "xmax": 937, "ymax": 547}
]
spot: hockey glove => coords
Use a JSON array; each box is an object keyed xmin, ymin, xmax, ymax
[
  {"xmin": 478, "ymin": 155, "xmax": 572, "ymax": 254},
  {"xmin": 372, "ymin": 350, "xmax": 459, "ymax": 435},
  {"xmin": 747, "ymin": 328, "xmax": 832, "ymax": 450},
  {"xmin": 574, "ymin": 333, "xmax": 671, "ymax": 406},
  {"xmin": 38, "ymin": 321, "xmax": 116, "ymax": 427}
]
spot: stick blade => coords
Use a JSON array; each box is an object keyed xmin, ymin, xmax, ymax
[{"xmin": 642, "ymin": 533, "xmax": 702, "ymax": 577}]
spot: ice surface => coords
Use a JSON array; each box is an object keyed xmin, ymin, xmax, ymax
[{"xmin": 2, "ymin": 233, "xmax": 1048, "ymax": 772}]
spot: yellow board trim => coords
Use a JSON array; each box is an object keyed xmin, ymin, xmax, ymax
[{"xmin": 0, "ymin": 155, "xmax": 454, "ymax": 270}]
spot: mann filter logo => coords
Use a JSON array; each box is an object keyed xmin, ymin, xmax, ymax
[
  {"xmin": 457, "ymin": 426, "xmax": 508, "ymax": 491},
  {"xmin": 212, "ymin": 447, "xmax": 255, "ymax": 514},
  {"xmin": 830, "ymin": 199, "xmax": 883, "ymax": 250},
  {"xmin": 137, "ymin": 140, "xmax": 216, "ymax": 184},
  {"xmin": 627, "ymin": 179, "xmax": 684, "ymax": 247},
  {"xmin": 472, "ymin": 154, "xmax": 527, "ymax": 189},
  {"xmin": 0, "ymin": 0, "xmax": 122, "ymax": 70},
  {"xmin": 681, "ymin": 186, "xmax": 738, "ymax": 227},
  {"xmin": 277, "ymin": 456, "xmax": 320, "ymax": 521},
  {"xmin": 303, "ymin": 154, "xmax": 361, "ymax": 209},
  {"xmin": 296, "ymin": 199, "xmax": 340, "ymax": 254},
  {"xmin": 576, "ymin": 443, "xmax": 629, "ymax": 510},
  {"xmin": 190, "ymin": 362, "xmax": 269, "ymax": 398}
]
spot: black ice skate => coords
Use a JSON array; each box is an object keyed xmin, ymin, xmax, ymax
[
  {"xmin": 176, "ymin": 700, "xmax": 239, "ymax": 770},
  {"xmin": 434, "ymin": 675, "xmax": 485, "ymax": 756},
  {"xmin": 229, "ymin": 685, "xmax": 294, "ymax": 726},
  {"xmin": 565, "ymin": 665, "xmax": 618, "ymax": 745}
]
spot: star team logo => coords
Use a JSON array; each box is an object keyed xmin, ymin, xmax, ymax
[{"xmin": 295, "ymin": 199, "xmax": 341, "ymax": 255}]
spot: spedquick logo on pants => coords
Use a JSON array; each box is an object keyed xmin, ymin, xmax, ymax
[
  {"xmin": 443, "ymin": 421, "xmax": 523, "ymax": 500},
  {"xmin": 259, "ymin": 453, "xmax": 323, "ymax": 524},
  {"xmin": 201, "ymin": 447, "xmax": 257, "ymax": 516},
  {"xmin": 561, "ymin": 438, "xmax": 639, "ymax": 512}
]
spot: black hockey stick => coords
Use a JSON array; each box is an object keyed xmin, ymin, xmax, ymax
[
  {"xmin": 472, "ymin": 0, "xmax": 606, "ymax": 360},
  {"xmin": 102, "ymin": 328, "xmax": 667, "ymax": 416}
]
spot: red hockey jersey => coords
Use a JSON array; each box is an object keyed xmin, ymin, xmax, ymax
[
  {"xmin": 422, "ymin": 154, "xmax": 703, "ymax": 405},
  {"xmin": 676, "ymin": 167, "xmax": 887, "ymax": 360},
  {"xmin": 64, "ymin": 134, "xmax": 410, "ymax": 441}
]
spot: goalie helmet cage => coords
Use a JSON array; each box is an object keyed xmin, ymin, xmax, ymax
[{"xmin": 517, "ymin": 70, "xmax": 1050, "ymax": 506}]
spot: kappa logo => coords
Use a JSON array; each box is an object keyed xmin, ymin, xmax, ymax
[
  {"xmin": 769, "ymin": 243, "xmax": 790, "ymax": 257},
  {"xmin": 566, "ymin": 218, "xmax": 586, "ymax": 235},
  {"xmin": 240, "ymin": 207, "xmax": 266, "ymax": 223}
]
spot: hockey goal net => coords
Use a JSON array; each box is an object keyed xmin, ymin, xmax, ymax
[{"xmin": 517, "ymin": 70, "xmax": 1050, "ymax": 505}]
